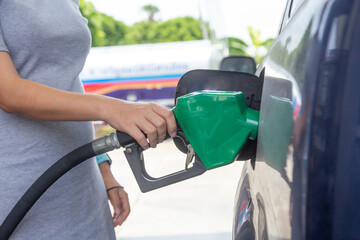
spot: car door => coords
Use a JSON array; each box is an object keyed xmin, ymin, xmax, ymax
[
  {"xmin": 234, "ymin": 0, "xmax": 360, "ymax": 239},
  {"xmin": 234, "ymin": 0, "xmax": 328, "ymax": 239}
]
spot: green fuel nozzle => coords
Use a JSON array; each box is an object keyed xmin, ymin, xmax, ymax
[
  {"xmin": 119, "ymin": 90, "xmax": 259, "ymax": 192},
  {"xmin": 173, "ymin": 90, "xmax": 259, "ymax": 169}
]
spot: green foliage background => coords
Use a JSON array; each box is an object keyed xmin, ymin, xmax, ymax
[
  {"xmin": 79, "ymin": 0, "xmax": 205, "ymax": 47},
  {"xmin": 79, "ymin": 0, "xmax": 275, "ymax": 63}
]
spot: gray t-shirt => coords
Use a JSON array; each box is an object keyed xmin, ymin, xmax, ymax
[{"xmin": 0, "ymin": 0, "xmax": 116, "ymax": 239}]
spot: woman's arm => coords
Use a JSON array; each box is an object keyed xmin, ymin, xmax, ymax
[{"xmin": 0, "ymin": 52, "xmax": 177, "ymax": 148}]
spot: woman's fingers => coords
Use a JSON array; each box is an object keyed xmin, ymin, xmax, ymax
[
  {"xmin": 106, "ymin": 100, "xmax": 177, "ymax": 149},
  {"xmin": 152, "ymin": 104, "xmax": 177, "ymax": 138},
  {"xmin": 135, "ymin": 117, "xmax": 158, "ymax": 148},
  {"xmin": 127, "ymin": 126, "xmax": 149, "ymax": 149},
  {"xmin": 117, "ymin": 189, "xmax": 131, "ymax": 226},
  {"xmin": 145, "ymin": 110, "xmax": 167, "ymax": 144},
  {"xmin": 107, "ymin": 187, "xmax": 131, "ymax": 227}
]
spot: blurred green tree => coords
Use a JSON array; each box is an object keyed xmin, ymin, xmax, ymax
[
  {"xmin": 247, "ymin": 26, "xmax": 274, "ymax": 63},
  {"xmin": 142, "ymin": 4, "xmax": 159, "ymax": 22},
  {"xmin": 123, "ymin": 17, "xmax": 204, "ymax": 44},
  {"xmin": 79, "ymin": 0, "xmax": 204, "ymax": 46},
  {"xmin": 227, "ymin": 27, "xmax": 274, "ymax": 64},
  {"xmin": 155, "ymin": 17, "xmax": 204, "ymax": 42},
  {"xmin": 124, "ymin": 21, "xmax": 158, "ymax": 44},
  {"xmin": 79, "ymin": 0, "xmax": 128, "ymax": 47},
  {"xmin": 227, "ymin": 37, "xmax": 248, "ymax": 56}
]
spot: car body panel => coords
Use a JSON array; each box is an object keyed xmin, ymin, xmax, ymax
[{"xmin": 233, "ymin": 0, "xmax": 360, "ymax": 239}]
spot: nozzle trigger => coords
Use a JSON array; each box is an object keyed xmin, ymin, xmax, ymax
[{"xmin": 185, "ymin": 144, "xmax": 195, "ymax": 170}]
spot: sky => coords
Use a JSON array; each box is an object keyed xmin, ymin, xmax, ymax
[{"xmin": 89, "ymin": 0, "xmax": 287, "ymax": 44}]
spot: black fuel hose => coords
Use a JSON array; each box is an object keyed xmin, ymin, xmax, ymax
[{"xmin": 0, "ymin": 131, "xmax": 132, "ymax": 240}]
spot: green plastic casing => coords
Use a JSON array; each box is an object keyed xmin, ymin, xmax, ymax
[{"xmin": 173, "ymin": 90, "xmax": 259, "ymax": 170}]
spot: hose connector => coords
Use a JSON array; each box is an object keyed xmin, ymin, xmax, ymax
[{"xmin": 92, "ymin": 132, "xmax": 121, "ymax": 155}]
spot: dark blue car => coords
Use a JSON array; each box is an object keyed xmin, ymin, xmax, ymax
[{"xmin": 232, "ymin": 0, "xmax": 360, "ymax": 239}]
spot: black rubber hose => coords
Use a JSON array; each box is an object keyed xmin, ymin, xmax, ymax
[{"xmin": 0, "ymin": 143, "xmax": 96, "ymax": 240}]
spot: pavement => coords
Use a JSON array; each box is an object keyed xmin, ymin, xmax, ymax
[{"xmin": 107, "ymin": 139, "xmax": 244, "ymax": 240}]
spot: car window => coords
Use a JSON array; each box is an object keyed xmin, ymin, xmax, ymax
[
  {"xmin": 289, "ymin": 0, "xmax": 305, "ymax": 18},
  {"xmin": 279, "ymin": 0, "xmax": 306, "ymax": 34},
  {"xmin": 278, "ymin": 0, "xmax": 292, "ymax": 34}
]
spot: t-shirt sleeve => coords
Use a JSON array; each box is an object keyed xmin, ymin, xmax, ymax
[{"xmin": 0, "ymin": 27, "xmax": 9, "ymax": 53}]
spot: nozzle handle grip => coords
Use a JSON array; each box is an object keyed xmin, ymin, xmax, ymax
[
  {"xmin": 116, "ymin": 131, "xmax": 171, "ymax": 148},
  {"xmin": 116, "ymin": 131, "xmax": 137, "ymax": 148}
]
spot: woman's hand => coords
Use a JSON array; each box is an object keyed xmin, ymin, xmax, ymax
[
  {"xmin": 104, "ymin": 100, "xmax": 177, "ymax": 149},
  {"xmin": 107, "ymin": 185, "xmax": 130, "ymax": 227},
  {"xmin": 99, "ymin": 162, "xmax": 130, "ymax": 227}
]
